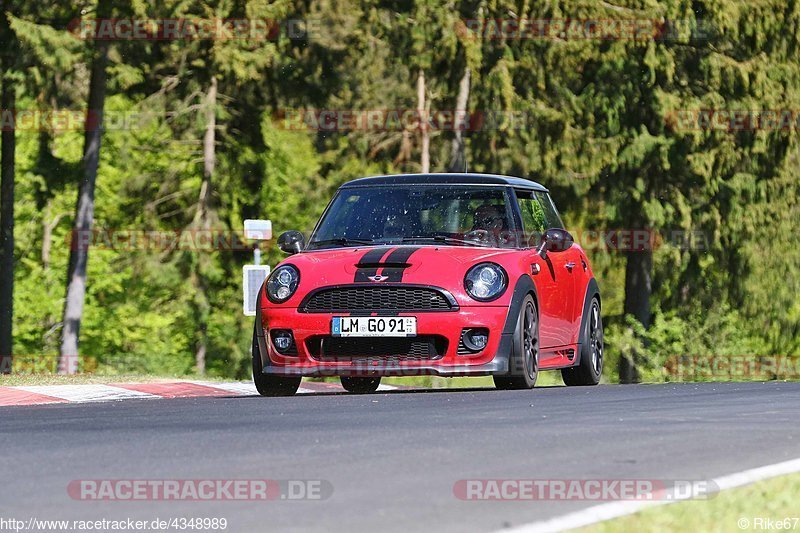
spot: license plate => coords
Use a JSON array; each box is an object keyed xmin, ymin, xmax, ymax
[{"xmin": 332, "ymin": 317, "xmax": 417, "ymax": 337}]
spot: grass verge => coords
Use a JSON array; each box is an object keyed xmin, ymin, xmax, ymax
[{"xmin": 580, "ymin": 473, "xmax": 800, "ymax": 533}]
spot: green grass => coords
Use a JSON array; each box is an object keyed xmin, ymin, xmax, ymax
[{"xmin": 581, "ymin": 473, "xmax": 800, "ymax": 533}]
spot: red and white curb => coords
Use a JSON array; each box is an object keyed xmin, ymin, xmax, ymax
[{"xmin": 0, "ymin": 381, "xmax": 400, "ymax": 407}]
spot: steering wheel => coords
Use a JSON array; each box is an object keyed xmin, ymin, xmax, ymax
[{"xmin": 464, "ymin": 229, "xmax": 491, "ymax": 243}]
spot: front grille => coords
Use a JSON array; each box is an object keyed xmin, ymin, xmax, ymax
[
  {"xmin": 306, "ymin": 335, "xmax": 448, "ymax": 361},
  {"xmin": 300, "ymin": 286, "xmax": 454, "ymax": 313}
]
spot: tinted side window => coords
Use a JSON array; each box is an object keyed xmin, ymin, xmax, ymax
[
  {"xmin": 516, "ymin": 190, "xmax": 546, "ymax": 246},
  {"xmin": 535, "ymin": 192, "xmax": 564, "ymax": 229}
]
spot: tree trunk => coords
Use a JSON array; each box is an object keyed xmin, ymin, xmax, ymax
[
  {"xmin": 417, "ymin": 69, "xmax": 430, "ymax": 173},
  {"xmin": 0, "ymin": 4, "xmax": 16, "ymax": 374},
  {"xmin": 193, "ymin": 76, "xmax": 217, "ymax": 375},
  {"xmin": 199, "ymin": 77, "xmax": 216, "ymax": 226},
  {"xmin": 619, "ymin": 248, "xmax": 652, "ymax": 383},
  {"xmin": 59, "ymin": 0, "xmax": 112, "ymax": 374},
  {"xmin": 448, "ymin": 67, "xmax": 470, "ymax": 172},
  {"xmin": 42, "ymin": 204, "xmax": 65, "ymax": 271}
]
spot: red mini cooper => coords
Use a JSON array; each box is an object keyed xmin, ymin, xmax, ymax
[{"xmin": 252, "ymin": 174, "xmax": 603, "ymax": 395}]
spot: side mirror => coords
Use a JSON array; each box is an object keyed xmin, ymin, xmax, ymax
[
  {"xmin": 277, "ymin": 230, "xmax": 305, "ymax": 254},
  {"xmin": 537, "ymin": 228, "xmax": 574, "ymax": 258}
]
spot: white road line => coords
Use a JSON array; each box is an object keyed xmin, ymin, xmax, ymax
[
  {"xmin": 498, "ymin": 457, "xmax": 800, "ymax": 533},
  {"xmin": 12, "ymin": 384, "xmax": 156, "ymax": 403},
  {"xmin": 192, "ymin": 381, "xmax": 259, "ymax": 395},
  {"xmin": 713, "ymin": 457, "xmax": 800, "ymax": 491},
  {"xmin": 192, "ymin": 381, "xmax": 320, "ymax": 395}
]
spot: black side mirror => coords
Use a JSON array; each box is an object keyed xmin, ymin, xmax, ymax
[
  {"xmin": 537, "ymin": 228, "xmax": 574, "ymax": 258},
  {"xmin": 277, "ymin": 231, "xmax": 305, "ymax": 254}
]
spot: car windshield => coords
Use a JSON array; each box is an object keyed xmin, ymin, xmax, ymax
[{"xmin": 308, "ymin": 186, "xmax": 519, "ymax": 249}]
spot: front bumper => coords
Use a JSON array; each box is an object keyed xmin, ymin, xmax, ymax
[{"xmin": 256, "ymin": 306, "xmax": 513, "ymax": 377}]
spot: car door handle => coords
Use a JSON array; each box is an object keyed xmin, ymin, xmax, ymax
[{"xmin": 565, "ymin": 262, "xmax": 576, "ymax": 271}]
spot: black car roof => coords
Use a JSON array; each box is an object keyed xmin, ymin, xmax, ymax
[{"xmin": 340, "ymin": 173, "xmax": 549, "ymax": 192}]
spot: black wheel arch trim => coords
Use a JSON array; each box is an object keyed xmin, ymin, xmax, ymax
[
  {"xmin": 501, "ymin": 275, "xmax": 539, "ymax": 336},
  {"xmin": 254, "ymin": 285, "xmax": 272, "ymax": 371},
  {"xmin": 492, "ymin": 275, "xmax": 538, "ymax": 376},
  {"xmin": 576, "ymin": 277, "xmax": 601, "ymax": 362}
]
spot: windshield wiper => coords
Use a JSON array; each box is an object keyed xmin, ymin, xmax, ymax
[
  {"xmin": 400, "ymin": 235, "xmax": 491, "ymax": 248},
  {"xmin": 311, "ymin": 237, "xmax": 375, "ymax": 248}
]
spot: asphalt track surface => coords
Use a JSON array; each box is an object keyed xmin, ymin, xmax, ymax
[{"xmin": 3, "ymin": 382, "xmax": 800, "ymax": 532}]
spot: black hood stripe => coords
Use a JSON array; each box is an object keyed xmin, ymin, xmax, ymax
[
  {"xmin": 381, "ymin": 247, "xmax": 421, "ymax": 282},
  {"xmin": 354, "ymin": 247, "xmax": 394, "ymax": 282}
]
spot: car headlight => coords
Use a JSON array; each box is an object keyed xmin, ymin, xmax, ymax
[
  {"xmin": 464, "ymin": 263, "xmax": 508, "ymax": 302},
  {"xmin": 266, "ymin": 265, "xmax": 300, "ymax": 303}
]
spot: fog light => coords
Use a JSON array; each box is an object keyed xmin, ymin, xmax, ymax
[
  {"xmin": 270, "ymin": 330, "xmax": 296, "ymax": 355},
  {"xmin": 461, "ymin": 328, "xmax": 490, "ymax": 353},
  {"xmin": 470, "ymin": 333, "xmax": 488, "ymax": 350}
]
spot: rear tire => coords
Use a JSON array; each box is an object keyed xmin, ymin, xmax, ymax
[
  {"xmin": 561, "ymin": 297, "xmax": 603, "ymax": 386},
  {"xmin": 494, "ymin": 295, "xmax": 539, "ymax": 390},
  {"xmin": 252, "ymin": 327, "xmax": 301, "ymax": 396},
  {"xmin": 340, "ymin": 376, "xmax": 381, "ymax": 394}
]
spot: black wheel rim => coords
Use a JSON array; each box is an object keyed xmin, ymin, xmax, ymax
[
  {"xmin": 589, "ymin": 303, "xmax": 603, "ymax": 375},
  {"xmin": 523, "ymin": 302, "xmax": 539, "ymax": 380}
]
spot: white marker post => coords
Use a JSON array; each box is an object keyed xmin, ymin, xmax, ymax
[{"xmin": 243, "ymin": 220, "xmax": 273, "ymax": 316}]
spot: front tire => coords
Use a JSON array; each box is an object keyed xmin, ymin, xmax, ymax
[
  {"xmin": 561, "ymin": 297, "xmax": 603, "ymax": 386},
  {"xmin": 340, "ymin": 376, "xmax": 381, "ymax": 393},
  {"xmin": 494, "ymin": 295, "xmax": 539, "ymax": 390},
  {"xmin": 252, "ymin": 327, "xmax": 301, "ymax": 396}
]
